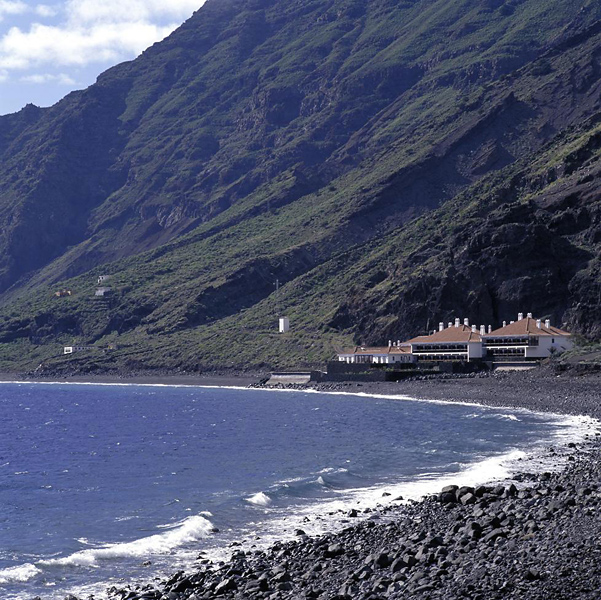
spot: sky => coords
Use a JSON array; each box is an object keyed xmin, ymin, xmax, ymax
[{"xmin": 0, "ymin": 0, "xmax": 207, "ymax": 115}]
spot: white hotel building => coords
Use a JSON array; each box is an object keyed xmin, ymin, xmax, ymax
[{"xmin": 338, "ymin": 313, "xmax": 573, "ymax": 364}]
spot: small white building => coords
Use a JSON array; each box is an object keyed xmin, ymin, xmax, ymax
[
  {"xmin": 279, "ymin": 317, "xmax": 290, "ymax": 333},
  {"xmin": 95, "ymin": 287, "xmax": 112, "ymax": 297},
  {"xmin": 484, "ymin": 313, "xmax": 572, "ymax": 360},
  {"xmin": 97, "ymin": 275, "xmax": 111, "ymax": 285},
  {"xmin": 64, "ymin": 346, "xmax": 93, "ymax": 355}
]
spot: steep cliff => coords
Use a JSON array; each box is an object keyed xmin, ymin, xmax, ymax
[{"xmin": 0, "ymin": 0, "xmax": 600, "ymax": 372}]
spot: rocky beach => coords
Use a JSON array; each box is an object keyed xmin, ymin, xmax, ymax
[{"xmin": 59, "ymin": 369, "xmax": 600, "ymax": 600}]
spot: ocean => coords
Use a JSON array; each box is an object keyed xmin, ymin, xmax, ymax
[{"xmin": 0, "ymin": 382, "xmax": 592, "ymax": 599}]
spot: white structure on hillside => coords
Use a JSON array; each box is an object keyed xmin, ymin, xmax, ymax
[
  {"xmin": 97, "ymin": 275, "xmax": 111, "ymax": 285},
  {"xmin": 64, "ymin": 346, "xmax": 93, "ymax": 354},
  {"xmin": 279, "ymin": 317, "xmax": 290, "ymax": 333},
  {"xmin": 484, "ymin": 313, "xmax": 572, "ymax": 360},
  {"xmin": 95, "ymin": 287, "xmax": 112, "ymax": 297},
  {"xmin": 336, "ymin": 314, "xmax": 572, "ymax": 364},
  {"xmin": 337, "ymin": 343, "xmax": 414, "ymax": 364},
  {"xmin": 407, "ymin": 318, "xmax": 484, "ymax": 361}
]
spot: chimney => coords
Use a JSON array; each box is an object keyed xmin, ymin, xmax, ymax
[
  {"xmin": 510, "ymin": 320, "xmax": 515, "ymax": 324},
  {"xmin": 397, "ymin": 340, "xmax": 401, "ymax": 346},
  {"xmin": 518, "ymin": 313, "xmax": 524, "ymax": 321},
  {"xmin": 503, "ymin": 321, "xmax": 507, "ymax": 327},
  {"xmin": 545, "ymin": 319, "xmax": 551, "ymax": 328},
  {"xmin": 455, "ymin": 318, "xmax": 460, "ymax": 328},
  {"xmin": 439, "ymin": 322, "xmax": 444, "ymax": 332},
  {"xmin": 536, "ymin": 319, "xmax": 541, "ymax": 329},
  {"xmin": 464, "ymin": 318, "xmax": 469, "ymax": 326},
  {"xmin": 448, "ymin": 322, "xmax": 453, "ymax": 329},
  {"xmin": 388, "ymin": 340, "xmax": 392, "ymax": 347},
  {"xmin": 488, "ymin": 325, "xmax": 492, "ymax": 334},
  {"xmin": 480, "ymin": 325, "xmax": 486, "ymax": 335},
  {"xmin": 472, "ymin": 324, "xmax": 477, "ymax": 333},
  {"xmin": 527, "ymin": 312, "xmax": 533, "ymax": 318}
]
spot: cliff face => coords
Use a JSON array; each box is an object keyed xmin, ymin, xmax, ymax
[{"xmin": 0, "ymin": 0, "xmax": 600, "ymax": 372}]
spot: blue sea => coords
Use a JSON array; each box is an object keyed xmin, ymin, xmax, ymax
[{"xmin": 0, "ymin": 383, "xmax": 593, "ymax": 599}]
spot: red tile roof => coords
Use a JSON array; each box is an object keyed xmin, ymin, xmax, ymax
[
  {"xmin": 408, "ymin": 325, "xmax": 482, "ymax": 344},
  {"xmin": 487, "ymin": 317, "xmax": 570, "ymax": 337}
]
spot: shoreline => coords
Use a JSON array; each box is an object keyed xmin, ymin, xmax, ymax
[
  {"xmin": 0, "ymin": 372, "xmax": 262, "ymax": 388},
  {"xmin": 5, "ymin": 370, "xmax": 601, "ymax": 599}
]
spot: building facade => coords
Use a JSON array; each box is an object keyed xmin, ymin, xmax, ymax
[
  {"xmin": 484, "ymin": 313, "xmax": 573, "ymax": 361},
  {"xmin": 337, "ymin": 314, "xmax": 572, "ymax": 365}
]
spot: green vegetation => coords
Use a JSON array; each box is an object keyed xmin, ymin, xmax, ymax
[{"xmin": 0, "ymin": 0, "xmax": 600, "ymax": 374}]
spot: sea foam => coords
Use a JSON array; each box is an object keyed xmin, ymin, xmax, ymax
[
  {"xmin": 245, "ymin": 492, "xmax": 272, "ymax": 506},
  {"xmin": 0, "ymin": 563, "xmax": 41, "ymax": 584},
  {"xmin": 40, "ymin": 515, "xmax": 214, "ymax": 568}
]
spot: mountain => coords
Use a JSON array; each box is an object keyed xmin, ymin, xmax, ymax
[{"xmin": 0, "ymin": 0, "xmax": 600, "ymax": 374}]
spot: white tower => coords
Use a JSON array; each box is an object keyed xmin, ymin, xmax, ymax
[{"xmin": 279, "ymin": 317, "xmax": 290, "ymax": 333}]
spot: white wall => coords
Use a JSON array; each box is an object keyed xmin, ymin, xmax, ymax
[
  {"xmin": 525, "ymin": 335, "xmax": 573, "ymax": 358},
  {"xmin": 467, "ymin": 342, "xmax": 483, "ymax": 360}
]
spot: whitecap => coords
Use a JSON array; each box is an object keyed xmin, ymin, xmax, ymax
[
  {"xmin": 40, "ymin": 515, "xmax": 214, "ymax": 568},
  {"xmin": 0, "ymin": 563, "xmax": 41, "ymax": 584},
  {"xmin": 115, "ymin": 515, "xmax": 138, "ymax": 522},
  {"xmin": 316, "ymin": 467, "xmax": 348, "ymax": 474},
  {"xmin": 497, "ymin": 414, "xmax": 520, "ymax": 421},
  {"xmin": 245, "ymin": 492, "xmax": 272, "ymax": 507}
]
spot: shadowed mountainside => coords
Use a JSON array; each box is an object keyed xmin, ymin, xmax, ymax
[{"xmin": 0, "ymin": 0, "xmax": 600, "ymax": 373}]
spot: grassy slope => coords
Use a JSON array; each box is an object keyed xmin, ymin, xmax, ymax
[{"xmin": 1, "ymin": 0, "xmax": 601, "ymax": 373}]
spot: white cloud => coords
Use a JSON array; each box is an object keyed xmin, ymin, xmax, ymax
[
  {"xmin": 0, "ymin": 21, "xmax": 179, "ymax": 70},
  {"xmin": 0, "ymin": 68, "xmax": 7, "ymax": 81},
  {"xmin": 20, "ymin": 72, "xmax": 75, "ymax": 84},
  {"xmin": 0, "ymin": 1, "xmax": 27, "ymax": 21},
  {"xmin": 35, "ymin": 4, "xmax": 59, "ymax": 18},
  {"xmin": 0, "ymin": 0, "xmax": 208, "ymax": 73},
  {"xmin": 66, "ymin": 0, "xmax": 202, "ymax": 25}
]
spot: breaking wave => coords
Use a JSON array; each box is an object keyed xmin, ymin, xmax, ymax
[
  {"xmin": 245, "ymin": 492, "xmax": 272, "ymax": 507},
  {"xmin": 0, "ymin": 564, "xmax": 41, "ymax": 585},
  {"xmin": 40, "ymin": 515, "xmax": 214, "ymax": 568}
]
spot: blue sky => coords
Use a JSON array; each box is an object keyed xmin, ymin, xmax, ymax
[{"xmin": 0, "ymin": 0, "xmax": 207, "ymax": 115}]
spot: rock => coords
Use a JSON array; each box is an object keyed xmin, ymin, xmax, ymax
[
  {"xmin": 214, "ymin": 577, "xmax": 237, "ymax": 594},
  {"xmin": 272, "ymin": 571, "xmax": 291, "ymax": 583},
  {"xmin": 171, "ymin": 577, "xmax": 193, "ymax": 593},
  {"xmin": 457, "ymin": 486, "xmax": 475, "ymax": 499},
  {"xmin": 391, "ymin": 557, "xmax": 406, "ymax": 573},
  {"xmin": 481, "ymin": 528, "xmax": 507, "ymax": 544},
  {"xmin": 440, "ymin": 491, "xmax": 458, "ymax": 504},
  {"xmin": 474, "ymin": 485, "xmax": 490, "ymax": 497},
  {"xmin": 374, "ymin": 551, "xmax": 391, "ymax": 568},
  {"xmin": 245, "ymin": 578, "xmax": 269, "ymax": 592},
  {"xmin": 460, "ymin": 492, "xmax": 477, "ymax": 505},
  {"xmin": 524, "ymin": 569, "xmax": 540, "ymax": 581},
  {"xmin": 324, "ymin": 543, "xmax": 344, "ymax": 558}
]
